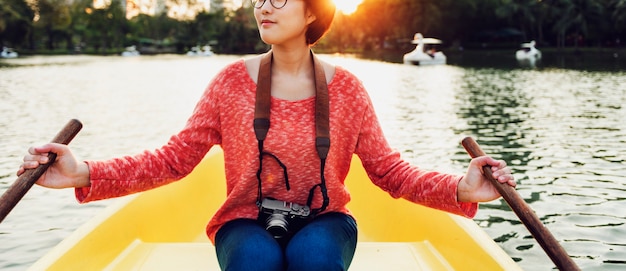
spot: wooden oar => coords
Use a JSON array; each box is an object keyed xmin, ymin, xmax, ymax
[
  {"xmin": 0, "ymin": 119, "xmax": 83, "ymax": 223},
  {"xmin": 461, "ymin": 137, "xmax": 580, "ymax": 271}
]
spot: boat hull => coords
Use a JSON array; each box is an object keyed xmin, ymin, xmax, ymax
[
  {"xmin": 515, "ymin": 50, "xmax": 541, "ymax": 61},
  {"xmin": 515, "ymin": 41, "xmax": 541, "ymax": 62},
  {"xmin": 403, "ymin": 51, "xmax": 447, "ymax": 65},
  {"xmin": 1, "ymin": 48, "xmax": 18, "ymax": 58},
  {"xmin": 29, "ymin": 149, "xmax": 521, "ymax": 270}
]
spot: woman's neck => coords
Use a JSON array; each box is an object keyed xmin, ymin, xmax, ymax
[
  {"xmin": 268, "ymin": 45, "xmax": 316, "ymax": 101},
  {"xmin": 270, "ymin": 45, "xmax": 313, "ymax": 76}
]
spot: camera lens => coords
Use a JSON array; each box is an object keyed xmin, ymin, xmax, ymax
[{"xmin": 265, "ymin": 214, "xmax": 289, "ymax": 238}]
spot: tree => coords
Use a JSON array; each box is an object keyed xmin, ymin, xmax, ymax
[
  {"xmin": 352, "ymin": 0, "xmax": 434, "ymax": 50},
  {"xmin": 34, "ymin": 0, "xmax": 72, "ymax": 50},
  {"xmin": 495, "ymin": 0, "xmax": 539, "ymax": 40},
  {"xmin": 178, "ymin": 10, "xmax": 223, "ymax": 50},
  {"xmin": 83, "ymin": 0, "xmax": 127, "ymax": 53},
  {"xmin": 0, "ymin": 0, "xmax": 35, "ymax": 48},
  {"xmin": 552, "ymin": 0, "xmax": 604, "ymax": 47},
  {"xmin": 65, "ymin": 0, "xmax": 94, "ymax": 51},
  {"xmin": 609, "ymin": 0, "xmax": 626, "ymax": 35},
  {"xmin": 614, "ymin": 0, "xmax": 626, "ymax": 23},
  {"xmin": 215, "ymin": 6, "xmax": 259, "ymax": 53}
]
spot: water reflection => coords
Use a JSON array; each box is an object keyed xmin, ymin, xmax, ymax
[
  {"xmin": 1, "ymin": 54, "xmax": 625, "ymax": 271},
  {"xmin": 334, "ymin": 54, "xmax": 625, "ymax": 270},
  {"xmin": 454, "ymin": 67, "xmax": 626, "ymax": 270}
]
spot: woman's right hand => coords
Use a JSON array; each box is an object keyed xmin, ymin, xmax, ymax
[{"xmin": 17, "ymin": 143, "xmax": 90, "ymax": 188}]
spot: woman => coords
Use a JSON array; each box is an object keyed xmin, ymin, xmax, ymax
[{"xmin": 18, "ymin": 0, "xmax": 515, "ymax": 270}]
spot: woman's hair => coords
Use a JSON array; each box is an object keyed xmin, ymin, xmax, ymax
[{"xmin": 305, "ymin": 0, "xmax": 336, "ymax": 45}]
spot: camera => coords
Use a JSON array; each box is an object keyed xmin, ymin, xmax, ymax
[{"xmin": 258, "ymin": 198, "xmax": 311, "ymax": 239}]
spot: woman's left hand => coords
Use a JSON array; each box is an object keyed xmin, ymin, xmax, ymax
[{"xmin": 457, "ymin": 156, "xmax": 515, "ymax": 202}]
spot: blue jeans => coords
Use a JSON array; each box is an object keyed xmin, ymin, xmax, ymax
[{"xmin": 215, "ymin": 212, "xmax": 358, "ymax": 271}]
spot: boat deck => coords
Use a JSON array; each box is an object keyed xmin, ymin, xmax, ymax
[
  {"xmin": 105, "ymin": 241, "xmax": 453, "ymax": 270},
  {"xmin": 29, "ymin": 151, "xmax": 521, "ymax": 270}
]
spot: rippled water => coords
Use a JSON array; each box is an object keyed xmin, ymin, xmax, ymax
[{"xmin": 1, "ymin": 54, "xmax": 625, "ymax": 270}]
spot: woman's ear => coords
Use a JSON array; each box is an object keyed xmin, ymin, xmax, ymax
[{"xmin": 306, "ymin": 10, "xmax": 317, "ymax": 25}]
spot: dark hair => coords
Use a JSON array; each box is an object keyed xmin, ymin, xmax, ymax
[{"xmin": 305, "ymin": 0, "xmax": 336, "ymax": 45}]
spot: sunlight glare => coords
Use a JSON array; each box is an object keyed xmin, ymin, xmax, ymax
[
  {"xmin": 333, "ymin": 0, "xmax": 362, "ymax": 15},
  {"xmin": 232, "ymin": 0, "xmax": 244, "ymax": 8}
]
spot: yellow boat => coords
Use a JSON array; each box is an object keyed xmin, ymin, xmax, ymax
[{"xmin": 29, "ymin": 149, "xmax": 522, "ymax": 270}]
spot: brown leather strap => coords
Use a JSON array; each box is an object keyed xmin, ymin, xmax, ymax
[
  {"xmin": 253, "ymin": 50, "xmax": 331, "ymax": 213},
  {"xmin": 254, "ymin": 50, "xmax": 330, "ymax": 157},
  {"xmin": 312, "ymin": 53, "xmax": 330, "ymax": 159},
  {"xmin": 253, "ymin": 51, "xmax": 273, "ymax": 141}
]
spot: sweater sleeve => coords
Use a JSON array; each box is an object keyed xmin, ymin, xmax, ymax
[
  {"xmin": 354, "ymin": 91, "xmax": 477, "ymax": 218},
  {"xmin": 75, "ymin": 67, "xmax": 226, "ymax": 203}
]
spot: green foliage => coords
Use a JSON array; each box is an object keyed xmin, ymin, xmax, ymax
[
  {"xmin": 35, "ymin": 0, "xmax": 73, "ymax": 49},
  {"xmin": 214, "ymin": 6, "xmax": 261, "ymax": 53},
  {"xmin": 0, "ymin": 0, "xmax": 35, "ymax": 48},
  {"xmin": 2, "ymin": 0, "xmax": 625, "ymax": 54},
  {"xmin": 80, "ymin": 0, "xmax": 128, "ymax": 53},
  {"xmin": 340, "ymin": 0, "xmax": 624, "ymax": 50}
]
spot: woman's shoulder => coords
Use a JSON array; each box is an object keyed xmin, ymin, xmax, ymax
[
  {"xmin": 317, "ymin": 57, "xmax": 336, "ymax": 85},
  {"xmin": 209, "ymin": 59, "xmax": 253, "ymax": 88},
  {"xmin": 215, "ymin": 59, "xmax": 247, "ymax": 79},
  {"xmin": 201, "ymin": 59, "xmax": 255, "ymax": 103},
  {"xmin": 332, "ymin": 66, "xmax": 361, "ymax": 85},
  {"xmin": 329, "ymin": 65, "xmax": 367, "ymax": 96},
  {"xmin": 243, "ymin": 55, "xmax": 263, "ymax": 84}
]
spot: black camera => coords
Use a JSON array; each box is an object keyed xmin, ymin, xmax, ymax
[{"xmin": 258, "ymin": 198, "xmax": 311, "ymax": 239}]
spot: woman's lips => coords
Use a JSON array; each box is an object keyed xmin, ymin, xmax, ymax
[{"xmin": 261, "ymin": 19, "xmax": 275, "ymax": 27}]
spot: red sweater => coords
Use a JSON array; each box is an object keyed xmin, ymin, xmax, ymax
[{"xmin": 76, "ymin": 60, "xmax": 477, "ymax": 243}]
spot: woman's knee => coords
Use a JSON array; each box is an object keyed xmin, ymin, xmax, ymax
[
  {"xmin": 285, "ymin": 213, "xmax": 357, "ymax": 271},
  {"xmin": 215, "ymin": 219, "xmax": 284, "ymax": 271}
]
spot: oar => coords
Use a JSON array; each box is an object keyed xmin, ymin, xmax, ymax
[
  {"xmin": 461, "ymin": 137, "xmax": 580, "ymax": 271},
  {"xmin": 0, "ymin": 119, "xmax": 83, "ymax": 223}
]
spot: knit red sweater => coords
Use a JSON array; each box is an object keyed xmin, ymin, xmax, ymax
[{"xmin": 76, "ymin": 60, "xmax": 477, "ymax": 243}]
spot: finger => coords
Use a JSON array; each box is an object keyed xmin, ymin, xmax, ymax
[
  {"xmin": 492, "ymin": 167, "xmax": 511, "ymax": 177},
  {"xmin": 490, "ymin": 159, "xmax": 507, "ymax": 170},
  {"xmin": 491, "ymin": 170, "xmax": 510, "ymax": 181},
  {"xmin": 475, "ymin": 157, "xmax": 506, "ymax": 171},
  {"xmin": 39, "ymin": 156, "xmax": 49, "ymax": 164},
  {"xmin": 496, "ymin": 173, "xmax": 516, "ymax": 187},
  {"xmin": 29, "ymin": 146, "xmax": 52, "ymax": 157},
  {"xmin": 23, "ymin": 153, "xmax": 50, "ymax": 164},
  {"xmin": 33, "ymin": 144, "xmax": 57, "ymax": 154},
  {"xmin": 21, "ymin": 160, "xmax": 42, "ymax": 169}
]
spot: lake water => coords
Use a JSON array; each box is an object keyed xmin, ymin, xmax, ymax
[{"xmin": 1, "ymin": 53, "xmax": 625, "ymax": 270}]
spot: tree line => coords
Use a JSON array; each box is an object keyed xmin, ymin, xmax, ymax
[
  {"xmin": 1, "ymin": 0, "xmax": 625, "ymax": 55},
  {"xmin": 326, "ymin": 0, "xmax": 626, "ymax": 52}
]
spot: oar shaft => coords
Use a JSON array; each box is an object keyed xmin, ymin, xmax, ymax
[
  {"xmin": 0, "ymin": 119, "xmax": 83, "ymax": 223},
  {"xmin": 461, "ymin": 137, "xmax": 580, "ymax": 270}
]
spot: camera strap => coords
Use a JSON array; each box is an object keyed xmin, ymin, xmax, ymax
[{"xmin": 253, "ymin": 50, "xmax": 330, "ymax": 215}]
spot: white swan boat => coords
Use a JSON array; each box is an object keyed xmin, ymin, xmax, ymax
[
  {"xmin": 1, "ymin": 47, "xmax": 19, "ymax": 58},
  {"xmin": 403, "ymin": 33, "xmax": 446, "ymax": 65},
  {"xmin": 121, "ymin": 45, "xmax": 140, "ymax": 57},
  {"xmin": 186, "ymin": 45, "xmax": 214, "ymax": 56},
  {"xmin": 515, "ymin": 40, "xmax": 541, "ymax": 62}
]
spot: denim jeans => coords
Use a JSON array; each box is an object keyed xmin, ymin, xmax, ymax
[{"xmin": 215, "ymin": 212, "xmax": 358, "ymax": 271}]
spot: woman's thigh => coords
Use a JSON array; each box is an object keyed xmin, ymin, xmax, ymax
[
  {"xmin": 285, "ymin": 213, "xmax": 358, "ymax": 271},
  {"xmin": 215, "ymin": 219, "xmax": 284, "ymax": 271}
]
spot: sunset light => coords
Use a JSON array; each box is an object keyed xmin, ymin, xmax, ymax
[{"xmin": 334, "ymin": 0, "xmax": 362, "ymax": 15}]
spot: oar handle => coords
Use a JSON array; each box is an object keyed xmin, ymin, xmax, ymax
[
  {"xmin": 0, "ymin": 119, "xmax": 83, "ymax": 223},
  {"xmin": 461, "ymin": 137, "xmax": 580, "ymax": 271}
]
